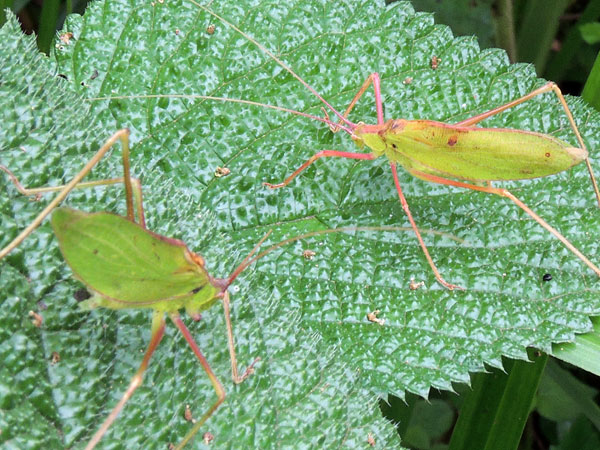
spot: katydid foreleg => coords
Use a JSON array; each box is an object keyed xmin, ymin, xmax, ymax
[
  {"xmin": 324, "ymin": 73, "xmax": 384, "ymax": 131},
  {"xmin": 263, "ymin": 150, "xmax": 376, "ymax": 189}
]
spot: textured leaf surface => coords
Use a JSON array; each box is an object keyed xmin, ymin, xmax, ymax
[
  {"xmin": 2, "ymin": 0, "xmax": 600, "ymax": 447},
  {"xmin": 0, "ymin": 12, "xmax": 399, "ymax": 449}
]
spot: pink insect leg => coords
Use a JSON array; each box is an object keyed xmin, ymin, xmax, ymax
[
  {"xmin": 326, "ymin": 72, "xmax": 385, "ymax": 131},
  {"xmin": 409, "ymin": 169, "xmax": 600, "ymax": 278},
  {"xmin": 391, "ymin": 164, "xmax": 464, "ymax": 290},
  {"xmin": 170, "ymin": 313, "xmax": 226, "ymax": 450},
  {"xmin": 263, "ymin": 150, "xmax": 376, "ymax": 189},
  {"xmin": 85, "ymin": 311, "xmax": 166, "ymax": 449}
]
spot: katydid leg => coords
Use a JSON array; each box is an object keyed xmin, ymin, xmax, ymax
[
  {"xmin": 222, "ymin": 291, "xmax": 260, "ymax": 384},
  {"xmin": 326, "ymin": 73, "xmax": 384, "ymax": 132},
  {"xmin": 85, "ymin": 311, "xmax": 166, "ymax": 450},
  {"xmin": 170, "ymin": 313, "xmax": 226, "ymax": 450},
  {"xmin": 455, "ymin": 82, "xmax": 600, "ymax": 207},
  {"xmin": 0, "ymin": 129, "xmax": 138, "ymax": 259},
  {"xmin": 390, "ymin": 164, "xmax": 464, "ymax": 290},
  {"xmin": 263, "ymin": 150, "xmax": 376, "ymax": 189},
  {"xmin": 410, "ymin": 169, "xmax": 600, "ymax": 277}
]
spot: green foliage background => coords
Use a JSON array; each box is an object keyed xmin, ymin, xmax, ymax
[{"xmin": 1, "ymin": 0, "xmax": 600, "ymax": 448}]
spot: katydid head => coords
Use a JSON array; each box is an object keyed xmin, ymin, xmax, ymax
[{"xmin": 353, "ymin": 121, "xmax": 395, "ymax": 156}]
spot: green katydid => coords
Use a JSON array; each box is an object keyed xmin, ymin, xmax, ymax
[
  {"xmin": 98, "ymin": 0, "xmax": 600, "ymax": 290},
  {"xmin": 1, "ymin": 128, "xmax": 439, "ymax": 447},
  {"xmin": 1, "ymin": 129, "xmax": 262, "ymax": 449}
]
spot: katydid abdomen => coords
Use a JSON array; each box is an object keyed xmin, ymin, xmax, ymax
[
  {"xmin": 51, "ymin": 207, "xmax": 222, "ymax": 313},
  {"xmin": 355, "ymin": 119, "xmax": 587, "ymax": 182}
]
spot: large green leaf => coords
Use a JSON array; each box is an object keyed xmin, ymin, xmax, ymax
[
  {"xmin": 0, "ymin": 11, "xmax": 400, "ymax": 449},
  {"xmin": 2, "ymin": 0, "xmax": 600, "ymax": 447}
]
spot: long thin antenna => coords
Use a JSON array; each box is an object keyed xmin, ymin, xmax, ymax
[
  {"xmin": 90, "ymin": 94, "xmax": 354, "ymax": 135},
  {"xmin": 225, "ymin": 225, "xmax": 466, "ymax": 288},
  {"xmin": 227, "ymin": 230, "xmax": 272, "ymax": 286},
  {"xmin": 188, "ymin": 0, "xmax": 355, "ymax": 129}
]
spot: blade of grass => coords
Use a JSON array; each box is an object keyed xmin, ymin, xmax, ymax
[
  {"xmin": 516, "ymin": 0, "xmax": 570, "ymax": 73},
  {"xmin": 552, "ymin": 317, "xmax": 600, "ymax": 376},
  {"xmin": 545, "ymin": 0, "xmax": 600, "ymax": 81},
  {"xmin": 0, "ymin": 0, "xmax": 15, "ymax": 27},
  {"xmin": 448, "ymin": 351, "xmax": 547, "ymax": 450},
  {"xmin": 37, "ymin": 0, "xmax": 59, "ymax": 54},
  {"xmin": 582, "ymin": 50, "xmax": 600, "ymax": 112},
  {"xmin": 543, "ymin": 359, "xmax": 600, "ymax": 430},
  {"xmin": 495, "ymin": 0, "xmax": 517, "ymax": 62}
]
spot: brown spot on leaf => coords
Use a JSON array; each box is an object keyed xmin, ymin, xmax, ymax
[
  {"xmin": 367, "ymin": 432, "xmax": 376, "ymax": 446},
  {"xmin": 29, "ymin": 310, "xmax": 43, "ymax": 328},
  {"xmin": 302, "ymin": 249, "xmax": 316, "ymax": 260},
  {"xmin": 545, "ymin": 152, "xmax": 551, "ymax": 158},
  {"xmin": 367, "ymin": 309, "xmax": 385, "ymax": 326},
  {"xmin": 74, "ymin": 288, "xmax": 91, "ymax": 302},
  {"xmin": 447, "ymin": 135, "xmax": 458, "ymax": 146},
  {"xmin": 409, "ymin": 279, "xmax": 425, "ymax": 290},
  {"xmin": 203, "ymin": 432, "xmax": 215, "ymax": 444},
  {"xmin": 184, "ymin": 404, "xmax": 196, "ymax": 423},
  {"xmin": 59, "ymin": 32, "xmax": 74, "ymax": 44},
  {"xmin": 214, "ymin": 166, "xmax": 231, "ymax": 178}
]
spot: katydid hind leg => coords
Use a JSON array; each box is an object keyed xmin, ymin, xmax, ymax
[
  {"xmin": 390, "ymin": 164, "xmax": 464, "ymax": 290},
  {"xmin": 455, "ymin": 81, "xmax": 600, "ymax": 207},
  {"xmin": 85, "ymin": 311, "xmax": 166, "ymax": 450},
  {"xmin": 170, "ymin": 313, "xmax": 226, "ymax": 450},
  {"xmin": 222, "ymin": 291, "xmax": 261, "ymax": 384},
  {"xmin": 0, "ymin": 129, "xmax": 142, "ymax": 259},
  {"xmin": 410, "ymin": 169, "xmax": 600, "ymax": 277}
]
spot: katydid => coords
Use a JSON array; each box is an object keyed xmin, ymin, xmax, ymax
[
  {"xmin": 101, "ymin": 0, "xmax": 600, "ymax": 290},
  {"xmin": 1, "ymin": 128, "xmax": 433, "ymax": 447},
  {"xmin": 1, "ymin": 129, "xmax": 262, "ymax": 449}
]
